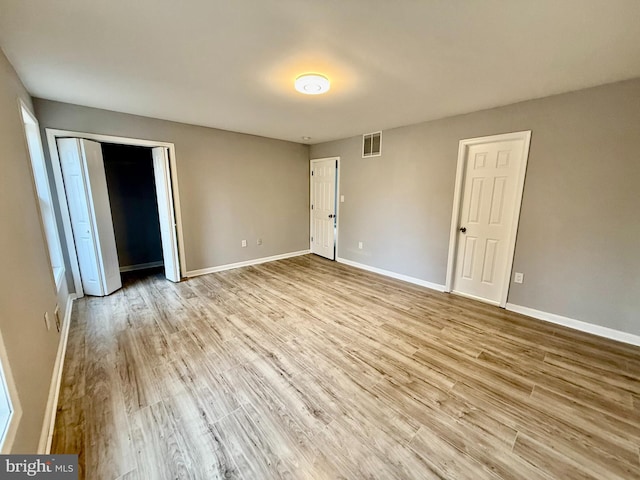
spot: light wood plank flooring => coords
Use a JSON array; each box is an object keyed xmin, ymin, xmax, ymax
[{"xmin": 52, "ymin": 254, "xmax": 640, "ymax": 479}]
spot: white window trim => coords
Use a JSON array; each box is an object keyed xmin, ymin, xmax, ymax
[
  {"xmin": 0, "ymin": 328, "xmax": 22, "ymax": 453},
  {"xmin": 19, "ymin": 100, "xmax": 65, "ymax": 291}
]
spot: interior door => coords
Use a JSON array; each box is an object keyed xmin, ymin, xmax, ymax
[
  {"xmin": 57, "ymin": 138, "xmax": 121, "ymax": 296},
  {"xmin": 452, "ymin": 138, "xmax": 526, "ymax": 304},
  {"xmin": 152, "ymin": 147, "xmax": 180, "ymax": 282},
  {"xmin": 311, "ymin": 158, "xmax": 337, "ymax": 260}
]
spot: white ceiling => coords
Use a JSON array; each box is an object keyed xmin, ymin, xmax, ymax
[{"xmin": 1, "ymin": 0, "xmax": 639, "ymax": 144}]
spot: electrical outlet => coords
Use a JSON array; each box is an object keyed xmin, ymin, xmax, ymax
[
  {"xmin": 241, "ymin": 240, "xmax": 247, "ymax": 248},
  {"xmin": 44, "ymin": 312, "xmax": 51, "ymax": 331},
  {"xmin": 54, "ymin": 305, "xmax": 61, "ymax": 332},
  {"xmin": 514, "ymin": 272, "xmax": 524, "ymax": 284},
  {"xmin": 340, "ymin": 195, "xmax": 345, "ymax": 203},
  {"xmin": 358, "ymin": 241, "xmax": 363, "ymax": 249},
  {"xmin": 257, "ymin": 238, "xmax": 263, "ymax": 246}
]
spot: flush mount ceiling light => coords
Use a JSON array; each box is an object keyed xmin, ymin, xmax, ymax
[{"xmin": 295, "ymin": 74, "xmax": 330, "ymax": 95}]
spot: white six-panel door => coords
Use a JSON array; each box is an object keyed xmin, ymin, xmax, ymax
[
  {"xmin": 450, "ymin": 132, "xmax": 531, "ymax": 305},
  {"xmin": 57, "ymin": 138, "xmax": 122, "ymax": 296},
  {"xmin": 310, "ymin": 158, "xmax": 337, "ymax": 260}
]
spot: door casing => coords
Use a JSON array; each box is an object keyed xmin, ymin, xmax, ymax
[
  {"xmin": 445, "ymin": 130, "xmax": 532, "ymax": 308},
  {"xmin": 46, "ymin": 129, "xmax": 186, "ymax": 297},
  {"xmin": 310, "ymin": 157, "xmax": 340, "ymax": 260}
]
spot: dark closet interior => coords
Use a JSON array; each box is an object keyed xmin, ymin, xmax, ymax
[{"xmin": 102, "ymin": 143, "xmax": 164, "ymax": 272}]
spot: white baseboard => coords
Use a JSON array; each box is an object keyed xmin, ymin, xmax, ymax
[
  {"xmin": 119, "ymin": 261, "xmax": 164, "ymax": 273},
  {"xmin": 506, "ymin": 303, "xmax": 640, "ymax": 347},
  {"xmin": 39, "ymin": 292, "xmax": 76, "ymax": 454},
  {"xmin": 336, "ymin": 257, "xmax": 446, "ymax": 292},
  {"xmin": 186, "ymin": 250, "xmax": 311, "ymax": 278}
]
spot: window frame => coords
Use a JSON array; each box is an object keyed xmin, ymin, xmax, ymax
[
  {"xmin": 19, "ymin": 100, "xmax": 65, "ymax": 291},
  {"xmin": 0, "ymin": 328, "xmax": 21, "ymax": 453}
]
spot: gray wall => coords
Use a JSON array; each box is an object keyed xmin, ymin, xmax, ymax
[
  {"xmin": 311, "ymin": 79, "xmax": 640, "ymax": 336},
  {"xmin": 33, "ymin": 99, "xmax": 310, "ymax": 274},
  {"xmin": 102, "ymin": 144, "xmax": 163, "ymax": 270},
  {"xmin": 0, "ymin": 49, "xmax": 63, "ymax": 451}
]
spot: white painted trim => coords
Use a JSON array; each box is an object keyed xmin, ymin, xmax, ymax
[
  {"xmin": 45, "ymin": 128, "xmax": 188, "ymax": 293},
  {"xmin": 309, "ymin": 164, "xmax": 312, "ymax": 252},
  {"xmin": 39, "ymin": 293, "xmax": 76, "ymax": 454},
  {"xmin": 18, "ymin": 100, "xmax": 66, "ymax": 293},
  {"xmin": 119, "ymin": 261, "xmax": 164, "ymax": 273},
  {"xmin": 445, "ymin": 130, "xmax": 532, "ymax": 308},
  {"xmin": 47, "ymin": 132, "xmax": 84, "ymax": 298},
  {"xmin": 335, "ymin": 158, "xmax": 341, "ymax": 259},
  {"xmin": 53, "ymin": 266, "xmax": 65, "ymax": 293},
  {"xmin": 336, "ymin": 257, "xmax": 446, "ymax": 292},
  {"xmin": 506, "ymin": 303, "xmax": 640, "ymax": 347},
  {"xmin": 444, "ymin": 139, "xmax": 468, "ymax": 295},
  {"xmin": 186, "ymin": 250, "xmax": 310, "ymax": 278},
  {"xmin": 0, "ymin": 331, "xmax": 22, "ymax": 454},
  {"xmin": 310, "ymin": 157, "xmax": 340, "ymax": 260}
]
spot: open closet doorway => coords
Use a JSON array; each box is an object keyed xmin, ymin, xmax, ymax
[
  {"xmin": 102, "ymin": 144, "xmax": 166, "ymax": 275},
  {"xmin": 46, "ymin": 130, "xmax": 186, "ymax": 297}
]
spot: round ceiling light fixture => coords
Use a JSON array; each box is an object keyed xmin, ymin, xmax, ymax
[{"xmin": 295, "ymin": 74, "xmax": 330, "ymax": 95}]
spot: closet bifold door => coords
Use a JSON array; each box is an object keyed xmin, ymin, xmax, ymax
[
  {"xmin": 57, "ymin": 138, "xmax": 122, "ymax": 296},
  {"xmin": 152, "ymin": 146, "xmax": 180, "ymax": 282}
]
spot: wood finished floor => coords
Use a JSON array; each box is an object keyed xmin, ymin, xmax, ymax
[{"xmin": 52, "ymin": 254, "xmax": 640, "ymax": 480}]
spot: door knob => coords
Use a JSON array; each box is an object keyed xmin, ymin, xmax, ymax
[
  {"xmin": 459, "ymin": 227, "xmax": 467, "ymax": 233},
  {"xmin": 328, "ymin": 214, "xmax": 334, "ymax": 218}
]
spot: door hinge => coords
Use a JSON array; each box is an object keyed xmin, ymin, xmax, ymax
[
  {"xmin": 311, "ymin": 204, "xmax": 314, "ymax": 210},
  {"xmin": 311, "ymin": 170, "xmax": 314, "ymax": 176},
  {"xmin": 311, "ymin": 236, "xmax": 314, "ymax": 242}
]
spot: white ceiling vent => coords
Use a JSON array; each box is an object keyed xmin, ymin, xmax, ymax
[{"xmin": 362, "ymin": 131, "xmax": 382, "ymax": 158}]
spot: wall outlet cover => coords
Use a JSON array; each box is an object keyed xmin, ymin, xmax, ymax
[
  {"xmin": 241, "ymin": 240, "xmax": 247, "ymax": 247},
  {"xmin": 514, "ymin": 272, "xmax": 524, "ymax": 284}
]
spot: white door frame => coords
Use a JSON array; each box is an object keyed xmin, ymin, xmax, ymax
[
  {"xmin": 445, "ymin": 130, "xmax": 532, "ymax": 308},
  {"xmin": 46, "ymin": 129, "xmax": 187, "ymax": 297},
  {"xmin": 309, "ymin": 157, "xmax": 340, "ymax": 259}
]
